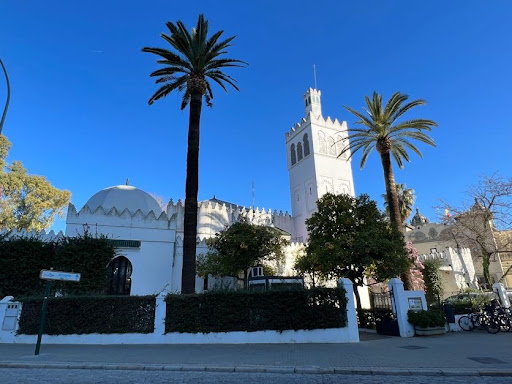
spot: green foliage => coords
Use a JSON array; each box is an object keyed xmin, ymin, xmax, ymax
[
  {"xmin": 407, "ymin": 309, "xmax": 446, "ymax": 328},
  {"xmin": 444, "ymin": 293, "xmax": 493, "ymax": 315},
  {"xmin": 197, "ymin": 219, "xmax": 288, "ymax": 287},
  {"xmin": 300, "ymin": 193, "xmax": 410, "ymax": 289},
  {"xmin": 53, "ymin": 235, "xmax": 115, "ymax": 295},
  {"xmin": 422, "ymin": 259, "xmax": 444, "ymax": 305},
  {"xmin": 0, "ymin": 236, "xmax": 56, "ymax": 297},
  {"xmin": 142, "ymin": 14, "xmax": 247, "ymax": 109},
  {"xmin": 18, "ymin": 295, "xmax": 155, "ymax": 335},
  {"xmin": 357, "ymin": 308, "xmax": 394, "ymax": 330},
  {"xmin": 0, "ymin": 135, "xmax": 71, "ymax": 231},
  {"xmin": 382, "ymin": 183, "xmax": 415, "ymax": 224},
  {"xmin": 0, "ymin": 234, "xmax": 116, "ymax": 298},
  {"xmin": 165, "ymin": 288, "xmax": 347, "ymax": 333}
]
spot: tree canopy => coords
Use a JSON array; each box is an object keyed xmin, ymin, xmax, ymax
[
  {"xmin": 0, "ymin": 135, "xmax": 70, "ymax": 231},
  {"xmin": 342, "ymin": 92, "xmax": 437, "ymax": 231},
  {"xmin": 197, "ymin": 219, "xmax": 288, "ymax": 288},
  {"xmin": 296, "ymin": 193, "xmax": 410, "ymax": 308}
]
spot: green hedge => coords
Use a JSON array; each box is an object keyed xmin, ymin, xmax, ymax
[
  {"xmin": 165, "ymin": 288, "xmax": 347, "ymax": 333},
  {"xmin": 18, "ymin": 295, "xmax": 156, "ymax": 335},
  {"xmin": 0, "ymin": 234, "xmax": 115, "ymax": 298}
]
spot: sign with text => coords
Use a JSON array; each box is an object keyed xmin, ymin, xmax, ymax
[
  {"xmin": 408, "ymin": 297, "xmax": 424, "ymax": 311},
  {"xmin": 40, "ymin": 270, "xmax": 81, "ymax": 282}
]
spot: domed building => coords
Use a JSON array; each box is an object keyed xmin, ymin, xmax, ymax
[{"xmin": 65, "ymin": 88, "xmax": 363, "ymax": 298}]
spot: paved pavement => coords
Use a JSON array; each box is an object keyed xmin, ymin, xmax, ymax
[{"xmin": 0, "ymin": 330, "xmax": 511, "ymax": 377}]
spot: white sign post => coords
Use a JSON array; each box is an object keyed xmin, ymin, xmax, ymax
[
  {"xmin": 35, "ymin": 269, "xmax": 81, "ymax": 355},
  {"xmin": 40, "ymin": 270, "xmax": 81, "ymax": 282}
]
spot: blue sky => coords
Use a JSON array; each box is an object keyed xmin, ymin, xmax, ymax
[{"xmin": 1, "ymin": 1, "xmax": 511, "ymax": 232}]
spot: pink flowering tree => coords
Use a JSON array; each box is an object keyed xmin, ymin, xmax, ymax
[{"xmin": 406, "ymin": 243, "xmax": 425, "ymax": 291}]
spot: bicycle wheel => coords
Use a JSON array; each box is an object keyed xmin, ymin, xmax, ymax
[
  {"xmin": 458, "ymin": 316, "xmax": 474, "ymax": 331},
  {"xmin": 484, "ymin": 318, "xmax": 500, "ymax": 334}
]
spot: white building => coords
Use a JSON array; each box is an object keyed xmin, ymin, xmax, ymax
[{"xmin": 63, "ymin": 88, "xmax": 357, "ymax": 296}]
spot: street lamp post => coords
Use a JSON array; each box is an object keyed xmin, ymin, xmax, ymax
[{"xmin": 0, "ymin": 58, "xmax": 11, "ymax": 135}]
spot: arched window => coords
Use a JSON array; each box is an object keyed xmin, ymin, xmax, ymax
[
  {"xmin": 290, "ymin": 144, "xmax": 296, "ymax": 165},
  {"xmin": 318, "ymin": 131, "xmax": 327, "ymax": 154},
  {"xmin": 336, "ymin": 135, "xmax": 344, "ymax": 158},
  {"xmin": 303, "ymin": 134, "xmax": 310, "ymax": 156},
  {"xmin": 297, "ymin": 142, "xmax": 303, "ymax": 161},
  {"xmin": 107, "ymin": 256, "xmax": 132, "ymax": 295},
  {"xmin": 328, "ymin": 136, "xmax": 336, "ymax": 156}
]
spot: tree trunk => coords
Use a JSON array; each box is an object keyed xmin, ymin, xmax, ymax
[
  {"xmin": 379, "ymin": 150, "xmax": 401, "ymax": 230},
  {"xmin": 181, "ymin": 91, "xmax": 202, "ymax": 294},
  {"xmin": 379, "ymin": 150, "xmax": 411, "ymax": 289},
  {"xmin": 482, "ymin": 252, "xmax": 492, "ymax": 287},
  {"xmin": 352, "ymin": 281, "xmax": 362, "ymax": 310}
]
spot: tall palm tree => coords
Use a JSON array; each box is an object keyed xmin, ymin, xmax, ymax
[
  {"xmin": 382, "ymin": 183, "xmax": 416, "ymax": 225},
  {"xmin": 0, "ymin": 58, "xmax": 11, "ymax": 135},
  {"xmin": 343, "ymin": 92, "xmax": 437, "ymax": 231},
  {"xmin": 142, "ymin": 15, "xmax": 246, "ymax": 294}
]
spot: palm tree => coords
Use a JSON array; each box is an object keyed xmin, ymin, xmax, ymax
[
  {"xmin": 0, "ymin": 58, "xmax": 11, "ymax": 135},
  {"xmin": 142, "ymin": 15, "xmax": 246, "ymax": 294},
  {"xmin": 343, "ymin": 92, "xmax": 437, "ymax": 231},
  {"xmin": 382, "ymin": 183, "xmax": 416, "ymax": 225}
]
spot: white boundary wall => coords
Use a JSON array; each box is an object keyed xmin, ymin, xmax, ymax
[{"xmin": 0, "ymin": 279, "xmax": 359, "ymax": 344}]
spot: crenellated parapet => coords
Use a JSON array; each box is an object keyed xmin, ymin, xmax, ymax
[
  {"xmin": 67, "ymin": 202, "xmax": 173, "ymax": 230},
  {"xmin": 0, "ymin": 228, "xmax": 65, "ymax": 242},
  {"xmin": 285, "ymin": 111, "xmax": 348, "ymax": 142}
]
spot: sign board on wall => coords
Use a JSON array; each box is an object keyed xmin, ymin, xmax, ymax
[{"xmin": 408, "ymin": 297, "xmax": 424, "ymax": 311}]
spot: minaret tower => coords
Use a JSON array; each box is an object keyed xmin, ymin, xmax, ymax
[{"xmin": 285, "ymin": 88, "xmax": 355, "ymax": 242}]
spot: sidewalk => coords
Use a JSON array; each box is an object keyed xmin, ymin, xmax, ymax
[{"xmin": 1, "ymin": 331, "xmax": 511, "ymax": 376}]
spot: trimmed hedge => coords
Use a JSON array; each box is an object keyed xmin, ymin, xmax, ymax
[
  {"xmin": 18, "ymin": 295, "xmax": 156, "ymax": 335},
  {"xmin": 165, "ymin": 288, "xmax": 347, "ymax": 333}
]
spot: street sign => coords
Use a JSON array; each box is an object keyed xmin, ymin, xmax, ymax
[{"xmin": 39, "ymin": 270, "xmax": 81, "ymax": 282}]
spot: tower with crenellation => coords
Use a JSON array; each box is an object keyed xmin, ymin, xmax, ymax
[{"xmin": 285, "ymin": 88, "xmax": 355, "ymax": 242}]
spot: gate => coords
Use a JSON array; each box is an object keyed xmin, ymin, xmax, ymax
[{"xmin": 359, "ymin": 290, "xmax": 399, "ymax": 336}]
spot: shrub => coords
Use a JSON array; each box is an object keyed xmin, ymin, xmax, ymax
[
  {"xmin": 357, "ymin": 309, "xmax": 394, "ymax": 330},
  {"xmin": 407, "ymin": 309, "xmax": 445, "ymax": 328},
  {"xmin": 18, "ymin": 295, "xmax": 156, "ymax": 335},
  {"xmin": 165, "ymin": 287, "xmax": 347, "ymax": 333}
]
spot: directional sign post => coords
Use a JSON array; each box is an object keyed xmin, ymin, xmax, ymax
[{"xmin": 35, "ymin": 269, "xmax": 81, "ymax": 356}]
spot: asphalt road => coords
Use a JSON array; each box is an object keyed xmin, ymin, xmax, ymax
[{"xmin": 1, "ymin": 369, "xmax": 511, "ymax": 384}]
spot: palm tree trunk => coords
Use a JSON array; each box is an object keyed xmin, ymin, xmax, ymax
[
  {"xmin": 379, "ymin": 151, "xmax": 401, "ymax": 230},
  {"xmin": 379, "ymin": 150, "xmax": 411, "ymax": 290},
  {"xmin": 181, "ymin": 90, "xmax": 202, "ymax": 294}
]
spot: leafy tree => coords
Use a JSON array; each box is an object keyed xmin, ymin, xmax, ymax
[
  {"xmin": 342, "ymin": 92, "xmax": 437, "ymax": 231},
  {"xmin": 0, "ymin": 135, "xmax": 70, "ymax": 231},
  {"xmin": 382, "ymin": 183, "xmax": 415, "ymax": 225},
  {"xmin": 142, "ymin": 15, "xmax": 246, "ymax": 294},
  {"xmin": 301, "ymin": 193, "xmax": 410, "ymax": 309},
  {"xmin": 442, "ymin": 174, "xmax": 512, "ymax": 287},
  {"xmin": 422, "ymin": 258, "xmax": 443, "ymax": 305},
  {"xmin": 197, "ymin": 219, "xmax": 288, "ymax": 288}
]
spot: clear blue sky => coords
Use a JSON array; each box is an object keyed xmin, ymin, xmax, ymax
[{"xmin": 1, "ymin": 1, "xmax": 511, "ymax": 232}]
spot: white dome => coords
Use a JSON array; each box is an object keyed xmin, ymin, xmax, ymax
[{"xmin": 84, "ymin": 185, "xmax": 163, "ymax": 216}]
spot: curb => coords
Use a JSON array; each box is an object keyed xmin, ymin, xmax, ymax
[{"xmin": 1, "ymin": 362, "xmax": 512, "ymax": 376}]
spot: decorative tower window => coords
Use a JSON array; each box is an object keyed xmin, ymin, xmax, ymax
[
  {"xmin": 318, "ymin": 131, "xmax": 327, "ymax": 154},
  {"xmin": 336, "ymin": 135, "xmax": 344, "ymax": 158},
  {"xmin": 297, "ymin": 142, "xmax": 303, "ymax": 161},
  {"xmin": 290, "ymin": 144, "xmax": 297, "ymax": 165},
  {"xmin": 303, "ymin": 134, "xmax": 310, "ymax": 156},
  {"xmin": 328, "ymin": 136, "xmax": 336, "ymax": 156}
]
